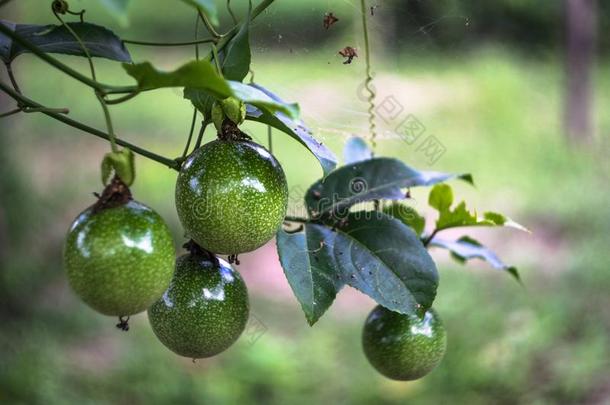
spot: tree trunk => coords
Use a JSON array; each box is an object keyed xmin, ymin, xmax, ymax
[{"xmin": 564, "ymin": 0, "xmax": 597, "ymax": 142}]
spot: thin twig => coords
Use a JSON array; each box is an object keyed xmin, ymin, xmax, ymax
[
  {"xmin": 0, "ymin": 81, "xmax": 179, "ymax": 170},
  {"xmin": 194, "ymin": 119, "xmax": 210, "ymax": 149},
  {"xmin": 122, "ymin": 38, "xmax": 216, "ymax": 47},
  {"xmin": 0, "ymin": 108, "xmax": 21, "ymax": 118},
  {"xmin": 227, "ymin": 0, "xmax": 239, "ymax": 24},
  {"xmin": 104, "ymin": 91, "xmax": 140, "ymax": 105},
  {"xmin": 5, "ymin": 62, "xmax": 22, "ymax": 94},
  {"xmin": 199, "ymin": 10, "xmax": 223, "ymax": 39},
  {"xmin": 423, "ymin": 229, "xmax": 439, "ymax": 247},
  {"xmin": 181, "ymin": 108, "xmax": 199, "ymax": 160}
]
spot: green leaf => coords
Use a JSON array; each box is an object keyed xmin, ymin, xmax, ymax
[
  {"xmin": 429, "ymin": 236, "xmax": 520, "ymax": 282},
  {"xmin": 244, "ymin": 84, "xmax": 337, "ymax": 176},
  {"xmin": 382, "ymin": 202, "xmax": 426, "ymax": 236},
  {"xmin": 428, "ymin": 183, "xmax": 453, "ymax": 212},
  {"xmin": 184, "ymin": 79, "xmax": 300, "ymax": 118},
  {"xmin": 181, "ymin": 0, "xmax": 219, "ymax": 26},
  {"xmin": 277, "ymin": 212, "xmax": 439, "ymax": 324},
  {"xmin": 219, "ymin": 15, "xmax": 251, "ymax": 81},
  {"xmin": 230, "ymin": 82, "xmax": 299, "ymax": 118},
  {"xmin": 123, "ymin": 60, "xmax": 231, "ymax": 98},
  {"xmin": 305, "ymin": 158, "xmax": 472, "ymax": 220},
  {"xmin": 0, "ymin": 20, "xmax": 131, "ymax": 63},
  {"xmin": 343, "ymin": 136, "xmax": 373, "ymax": 164},
  {"xmin": 276, "ymin": 225, "xmax": 343, "ymax": 325},
  {"xmin": 428, "ymin": 184, "xmax": 528, "ymax": 232}
]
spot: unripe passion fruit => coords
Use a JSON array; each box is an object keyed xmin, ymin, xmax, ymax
[
  {"xmin": 175, "ymin": 139, "xmax": 288, "ymax": 254},
  {"xmin": 362, "ymin": 305, "xmax": 447, "ymax": 381},
  {"xmin": 147, "ymin": 252, "xmax": 249, "ymax": 358},
  {"xmin": 63, "ymin": 198, "xmax": 175, "ymax": 317}
]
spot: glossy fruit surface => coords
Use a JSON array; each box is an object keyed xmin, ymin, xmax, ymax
[
  {"xmin": 63, "ymin": 200, "xmax": 175, "ymax": 316},
  {"xmin": 148, "ymin": 253, "xmax": 249, "ymax": 358},
  {"xmin": 175, "ymin": 139, "xmax": 288, "ymax": 254},
  {"xmin": 362, "ymin": 305, "xmax": 447, "ymax": 381}
]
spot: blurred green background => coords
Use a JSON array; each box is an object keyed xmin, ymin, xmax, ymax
[{"xmin": 1, "ymin": 0, "xmax": 610, "ymax": 404}]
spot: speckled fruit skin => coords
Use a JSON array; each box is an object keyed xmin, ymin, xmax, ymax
[
  {"xmin": 175, "ymin": 139, "xmax": 288, "ymax": 254},
  {"xmin": 147, "ymin": 254, "xmax": 249, "ymax": 358},
  {"xmin": 362, "ymin": 305, "xmax": 447, "ymax": 381},
  {"xmin": 63, "ymin": 200, "xmax": 176, "ymax": 316}
]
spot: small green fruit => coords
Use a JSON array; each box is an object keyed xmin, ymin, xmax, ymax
[
  {"xmin": 175, "ymin": 139, "xmax": 288, "ymax": 254},
  {"xmin": 362, "ymin": 305, "xmax": 447, "ymax": 381},
  {"xmin": 63, "ymin": 200, "xmax": 175, "ymax": 317},
  {"xmin": 148, "ymin": 253, "xmax": 249, "ymax": 358}
]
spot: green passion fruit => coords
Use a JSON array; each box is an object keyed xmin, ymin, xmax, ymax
[
  {"xmin": 147, "ymin": 251, "xmax": 249, "ymax": 358},
  {"xmin": 362, "ymin": 305, "xmax": 447, "ymax": 381},
  {"xmin": 175, "ymin": 139, "xmax": 288, "ymax": 255},
  {"xmin": 63, "ymin": 182, "xmax": 175, "ymax": 319}
]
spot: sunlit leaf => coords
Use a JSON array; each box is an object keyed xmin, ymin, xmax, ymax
[
  {"xmin": 429, "ymin": 236, "xmax": 521, "ymax": 282},
  {"xmin": 428, "ymin": 184, "xmax": 528, "ymax": 232}
]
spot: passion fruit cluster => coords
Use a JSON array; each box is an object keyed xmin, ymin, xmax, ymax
[
  {"xmin": 62, "ymin": 97, "xmax": 446, "ymax": 379},
  {"xmin": 63, "ymin": 97, "xmax": 287, "ymax": 358}
]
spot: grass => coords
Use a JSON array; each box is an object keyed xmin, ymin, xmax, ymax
[{"xmin": 1, "ymin": 45, "xmax": 610, "ymax": 404}]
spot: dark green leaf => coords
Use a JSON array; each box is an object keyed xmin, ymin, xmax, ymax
[
  {"xmin": 0, "ymin": 20, "xmax": 131, "ymax": 63},
  {"xmin": 429, "ymin": 236, "xmax": 520, "ymax": 281},
  {"xmin": 276, "ymin": 225, "xmax": 343, "ymax": 325},
  {"xmin": 277, "ymin": 212, "xmax": 439, "ymax": 324},
  {"xmin": 123, "ymin": 61, "xmax": 231, "ymax": 98},
  {"xmin": 181, "ymin": 0, "xmax": 219, "ymax": 25},
  {"xmin": 382, "ymin": 202, "xmax": 426, "ymax": 236},
  {"xmin": 343, "ymin": 136, "xmax": 373, "ymax": 164},
  {"xmin": 245, "ymin": 84, "xmax": 337, "ymax": 176},
  {"xmin": 219, "ymin": 17, "xmax": 251, "ymax": 81},
  {"xmin": 428, "ymin": 184, "xmax": 528, "ymax": 232},
  {"xmin": 305, "ymin": 158, "xmax": 472, "ymax": 219}
]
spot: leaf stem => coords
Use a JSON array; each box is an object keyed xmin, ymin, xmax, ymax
[
  {"xmin": 122, "ymin": 38, "xmax": 216, "ymax": 47},
  {"xmin": 0, "ymin": 81, "xmax": 179, "ymax": 170},
  {"xmin": 194, "ymin": 119, "xmax": 210, "ymax": 149},
  {"xmin": 53, "ymin": 10, "xmax": 96, "ymax": 80},
  {"xmin": 423, "ymin": 229, "xmax": 439, "ymax": 247},
  {"xmin": 227, "ymin": 0, "xmax": 239, "ymax": 24},
  {"xmin": 5, "ymin": 62, "xmax": 22, "ymax": 94},
  {"xmin": 0, "ymin": 108, "xmax": 21, "ymax": 118},
  {"xmin": 211, "ymin": 44, "xmax": 223, "ymax": 77},
  {"xmin": 104, "ymin": 91, "xmax": 140, "ymax": 105},
  {"xmin": 199, "ymin": 10, "xmax": 223, "ymax": 39},
  {"xmin": 267, "ymin": 125, "xmax": 273, "ymax": 153},
  {"xmin": 181, "ymin": 108, "xmax": 199, "ymax": 160}
]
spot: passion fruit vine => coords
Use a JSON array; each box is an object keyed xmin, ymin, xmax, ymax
[
  {"xmin": 175, "ymin": 136, "xmax": 288, "ymax": 255},
  {"xmin": 63, "ymin": 177, "xmax": 176, "ymax": 326}
]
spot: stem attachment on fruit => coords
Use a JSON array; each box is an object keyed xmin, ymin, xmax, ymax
[
  {"xmin": 183, "ymin": 240, "xmax": 220, "ymax": 268},
  {"xmin": 116, "ymin": 316, "xmax": 130, "ymax": 331},
  {"xmin": 92, "ymin": 175, "xmax": 133, "ymax": 213}
]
